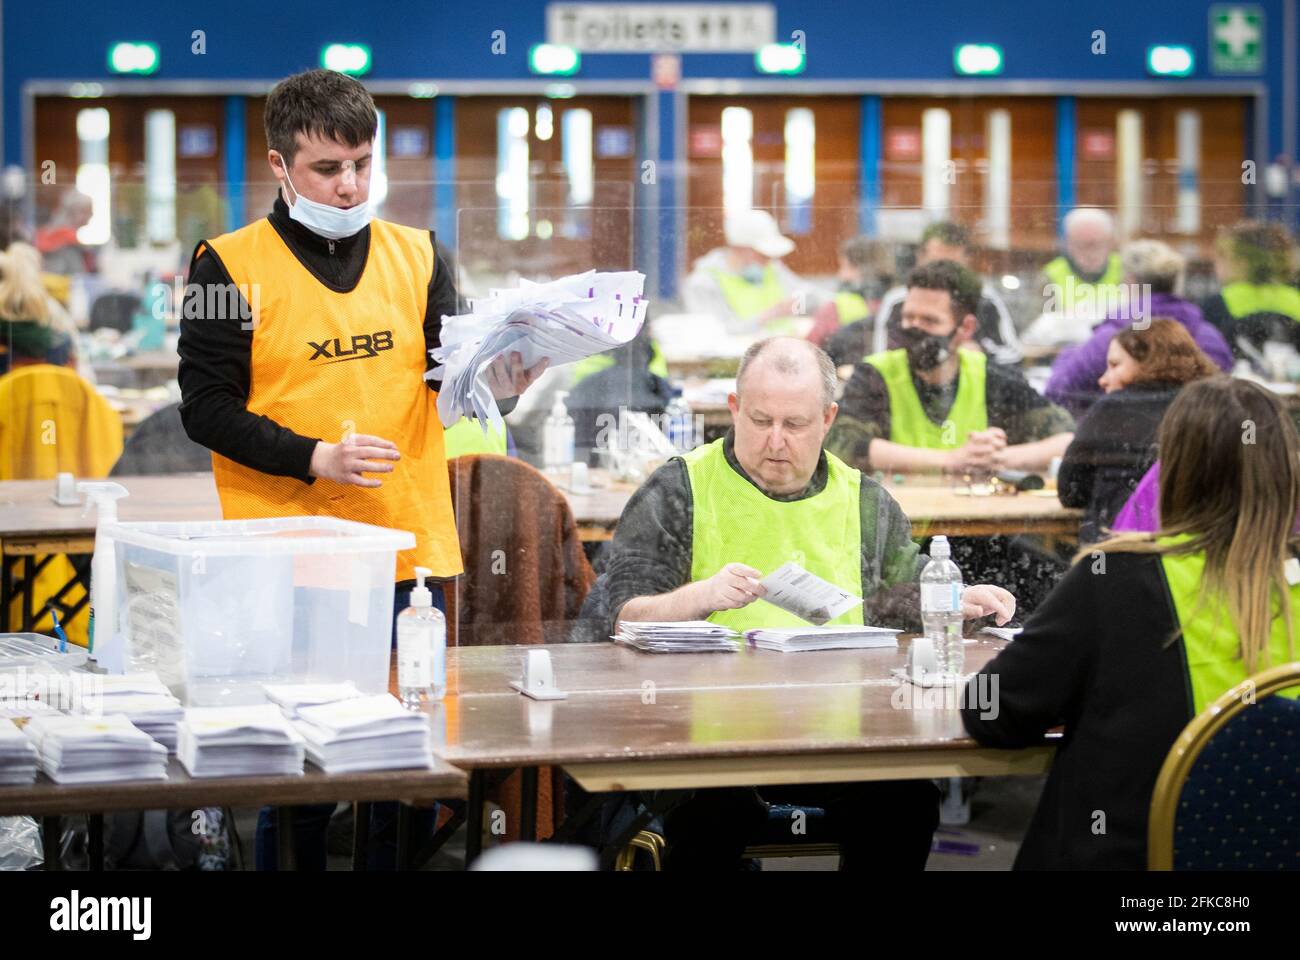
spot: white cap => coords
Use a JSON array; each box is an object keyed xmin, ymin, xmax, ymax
[
  {"xmin": 724, "ymin": 209, "xmax": 794, "ymax": 259},
  {"xmin": 930, "ymin": 535, "xmax": 950, "ymax": 559},
  {"xmin": 411, "ymin": 566, "xmax": 433, "ymax": 608}
]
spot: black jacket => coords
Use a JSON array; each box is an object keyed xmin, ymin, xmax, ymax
[
  {"xmin": 1056, "ymin": 382, "xmax": 1180, "ymax": 544},
  {"xmin": 960, "ymin": 551, "xmax": 1196, "ymax": 869}
]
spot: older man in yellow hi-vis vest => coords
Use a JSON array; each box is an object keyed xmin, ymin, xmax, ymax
[
  {"xmin": 179, "ymin": 69, "xmax": 547, "ymax": 871},
  {"xmin": 595, "ymin": 336, "xmax": 1014, "ymax": 870}
]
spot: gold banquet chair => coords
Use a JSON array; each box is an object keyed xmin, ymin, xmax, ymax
[{"xmin": 1148, "ymin": 662, "xmax": 1300, "ymax": 871}]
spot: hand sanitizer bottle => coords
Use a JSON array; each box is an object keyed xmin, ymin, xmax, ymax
[
  {"xmin": 396, "ymin": 567, "xmax": 446, "ymax": 708},
  {"xmin": 543, "ymin": 391, "xmax": 575, "ymax": 476}
]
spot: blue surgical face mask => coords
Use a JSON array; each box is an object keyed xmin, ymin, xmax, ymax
[
  {"xmin": 276, "ymin": 155, "xmax": 372, "ymax": 240},
  {"xmin": 740, "ymin": 264, "xmax": 765, "ymax": 285}
]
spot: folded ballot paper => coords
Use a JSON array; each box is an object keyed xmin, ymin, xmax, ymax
[
  {"xmin": 177, "ymin": 704, "xmax": 305, "ymax": 779},
  {"xmin": 262, "ymin": 681, "xmax": 364, "ymax": 719},
  {"xmin": 758, "ymin": 563, "xmax": 864, "ymax": 626},
  {"xmin": 428, "ymin": 270, "xmax": 648, "ymax": 433},
  {"xmin": 613, "ymin": 621, "xmax": 740, "ymax": 654},
  {"xmin": 293, "ymin": 694, "xmax": 432, "ymax": 774},
  {"xmin": 22, "ymin": 713, "xmax": 167, "ymax": 785},
  {"xmin": 0, "ymin": 718, "xmax": 39, "ymax": 785},
  {"xmin": 744, "ymin": 625, "xmax": 900, "ymax": 653}
]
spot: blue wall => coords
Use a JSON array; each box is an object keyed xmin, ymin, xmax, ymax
[{"xmin": 3, "ymin": 0, "xmax": 1291, "ymax": 166}]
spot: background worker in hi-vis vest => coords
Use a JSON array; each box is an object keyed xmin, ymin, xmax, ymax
[{"xmin": 178, "ymin": 69, "xmax": 548, "ymax": 870}]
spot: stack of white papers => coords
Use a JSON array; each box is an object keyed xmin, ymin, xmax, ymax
[
  {"xmin": 293, "ymin": 694, "xmax": 432, "ymax": 774},
  {"xmin": 75, "ymin": 674, "xmax": 183, "ymax": 753},
  {"xmin": 22, "ymin": 714, "xmax": 167, "ymax": 784},
  {"xmin": 0, "ymin": 718, "xmax": 39, "ymax": 784},
  {"xmin": 262, "ymin": 682, "xmax": 363, "ymax": 719},
  {"xmin": 744, "ymin": 625, "xmax": 901, "ymax": 653},
  {"xmin": 80, "ymin": 694, "xmax": 184, "ymax": 753},
  {"xmin": 613, "ymin": 621, "xmax": 740, "ymax": 654},
  {"xmin": 177, "ymin": 705, "xmax": 305, "ymax": 779},
  {"xmin": 428, "ymin": 270, "xmax": 648, "ymax": 432}
]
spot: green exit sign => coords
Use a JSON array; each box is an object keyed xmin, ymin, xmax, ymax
[
  {"xmin": 108, "ymin": 42, "xmax": 159, "ymax": 75},
  {"xmin": 954, "ymin": 44, "xmax": 1003, "ymax": 76}
]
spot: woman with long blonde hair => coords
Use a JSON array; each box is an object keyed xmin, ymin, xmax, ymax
[
  {"xmin": 0, "ymin": 241, "xmax": 77, "ymax": 375},
  {"xmin": 962, "ymin": 376, "xmax": 1300, "ymax": 869}
]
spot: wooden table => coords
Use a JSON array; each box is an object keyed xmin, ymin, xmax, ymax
[
  {"xmin": 92, "ymin": 350, "xmax": 181, "ymax": 390},
  {"xmin": 0, "ymin": 753, "xmax": 466, "ymax": 870},
  {"xmin": 433, "ymin": 639, "xmax": 1055, "ymax": 864},
  {"xmin": 0, "ymin": 469, "xmax": 1079, "ymax": 630}
]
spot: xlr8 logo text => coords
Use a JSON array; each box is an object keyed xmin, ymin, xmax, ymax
[{"xmin": 307, "ymin": 330, "xmax": 393, "ymax": 363}]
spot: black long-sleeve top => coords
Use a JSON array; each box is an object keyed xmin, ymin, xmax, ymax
[
  {"xmin": 960, "ymin": 551, "xmax": 1197, "ymax": 869},
  {"xmin": 1056, "ymin": 381, "xmax": 1181, "ymax": 544}
]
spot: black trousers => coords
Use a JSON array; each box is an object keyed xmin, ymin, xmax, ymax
[{"xmin": 662, "ymin": 779, "xmax": 940, "ymax": 871}]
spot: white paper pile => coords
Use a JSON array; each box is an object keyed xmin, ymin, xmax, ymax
[
  {"xmin": 744, "ymin": 625, "xmax": 900, "ymax": 653},
  {"xmin": 75, "ymin": 673, "xmax": 183, "ymax": 753},
  {"xmin": 177, "ymin": 704, "xmax": 305, "ymax": 778},
  {"xmin": 428, "ymin": 270, "xmax": 648, "ymax": 432},
  {"xmin": 0, "ymin": 718, "xmax": 39, "ymax": 784},
  {"xmin": 262, "ymin": 681, "xmax": 363, "ymax": 719},
  {"xmin": 293, "ymin": 694, "xmax": 432, "ymax": 774},
  {"xmin": 613, "ymin": 621, "xmax": 740, "ymax": 654},
  {"xmin": 22, "ymin": 713, "xmax": 167, "ymax": 784}
]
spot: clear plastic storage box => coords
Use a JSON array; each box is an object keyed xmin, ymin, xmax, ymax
[{"xmin": 102, "ymin": 517, "xmax": 415, "ymax": 706}]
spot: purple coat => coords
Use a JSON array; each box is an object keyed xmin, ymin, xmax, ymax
[
  {"xmin": 1111, "ymin": 461, "xmax": 1300, "ymax": 535},
  {"xmin": 1045, "ymin": 294, "xmax": 1233, "ymax": 418},
  {"xmin": 1110, "ymin": 462, "xmax": 1161, "ymax": 532}
]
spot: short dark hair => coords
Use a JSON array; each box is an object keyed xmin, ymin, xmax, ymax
[
  {"xmin": 919, "ymin": 220, "xmax": 971, "ymax": 251},
  {"xmin": 264, "ymin": 69, "xmax": 378, "ymax": 166},
  {"xmin": 906, "ymin": 260, "xmax": 982, "ymax": 322}
]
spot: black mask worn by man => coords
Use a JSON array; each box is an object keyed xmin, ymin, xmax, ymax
[{"xmin": 897, "ymin": 324, "xmax": 956, "ymax": 372}]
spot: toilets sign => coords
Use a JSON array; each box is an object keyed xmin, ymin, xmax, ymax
[
  {"xmin": 1210, "ymin": 5, "xmax": 1263, "ymax": 74},
  {"xmin": 547, "ymin": 4, "xmax": 775, "ymax": 52}
]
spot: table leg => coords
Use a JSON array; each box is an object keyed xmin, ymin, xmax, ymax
[
  {"xmin": 1, "ymin": 554, "xmax": 14, "ymax": 633},
  {"xmin": 464, "ymin": 769, "xmax": 486, "ymax": 867},
  {"xmin": 351, "ymin": 801, "xmax": 371, "ymax": 871},
  {"xmin": 276, "ymin": 807, "xmax": 296, "ymax": 871},
  {"xmin": 395, "ymin": 803, "xmax": 411, "ymax": 871},
  {"xmin": 42, "ymin": 815, "xmax": 61, "ymax": 871},
  {"xmin": 519, "ymin": 767, "xmax": 538, "ymax": 842},
  {"xmin": 88, "ymin": 814, "xmax": 104, "ymax": 871}
]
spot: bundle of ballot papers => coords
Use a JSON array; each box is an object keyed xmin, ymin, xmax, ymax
[
  {"xmin": 74, "ymin": 673, "xmax": 183, "ymax": 753},
  {"xmin": 177, "ymin": 705, "xmax": 305, "ymax": 778},
  {"xmin": 0, "ymin": 718, "xmax": 39, "ymax": 785},
  {"xmin": 613, "ymin": 621, "xmax": 740, "ymax": 654},
  {"xmin": 22, "ymin": 713, "xmax": 167, "ymax": 784},
  {"xmin": 292, "ymin": 694, "xmax": 432, "ymax": 774},
  {"xmin": 262, "ymin": 681, "xmax": 363, "ymax": 719},
  {"xmin": 428, "ymin": 270, "xmax": 648, "ymax": 432},
  {"xmin": 744, "ymin": 625, "xmax": 901, "ymax": 653}
]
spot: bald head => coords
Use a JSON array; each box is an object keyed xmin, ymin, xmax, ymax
[
  {"xmin": 736, "ymin": 337, "xmax": 837, "ymax": 411},
  {"xmin": 728, "ymin": 337, "xmax": 839, "ymax": 495},
  {"xmin": 1063, "ymin": 207, "xmax": 1116, "ymax": 274}
]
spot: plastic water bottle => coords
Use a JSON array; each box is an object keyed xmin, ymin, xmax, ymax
[
  {"xmin": 920, "ymin": 536, "xmax": 964, "ymax": 676},
  {"xmin": 664, "ymin": 388, "xmax": 694, "ymax": 452},
  {"xmin": 542, "ymin": 391, "xmax": 575, "ymax": 475},
  {"xmin": 396, "ymin": 567, "xmax": 447, "ymax": 708}
]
